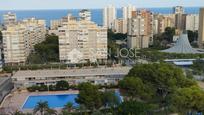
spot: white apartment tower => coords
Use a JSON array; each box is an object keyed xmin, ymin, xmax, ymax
[
  {"xmin": 2, "ymin": 25, "xmax": 29, "ymax": 64},
  {"xmin": 3, "ymin": 12, "xmax": 17, "ymax": 25},
  {"xmin": 103, "ymin": 5, "xmax": 116, "ymax": 29},
  {"xmin": 186, "ymin": 14, "xmax": 199, "ymax": 31},
  {"xmin": 2, "ymin": 18, "xmax": 46, "ymax": 64},
  {"xmin": 173, "ymin": 6, "xmax": 184, "ymax": 14},
  {"xmin": 58, "ymin": 17, "xmax": 107, "ymax": 64},
  {"xmin": 79, "ymin": 9, "xmax": 91, "ymax": 21},
  {"xmin": 122, "ymin": 4, "xmax": 136, "ymax": 19},
  {"xmin": 198, "ymin": 8, "xmax": 204, "ymax": 48}
]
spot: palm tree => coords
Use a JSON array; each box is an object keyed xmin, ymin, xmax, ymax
[
  {"xmin": 44, "ymin": 108, "xmax": 57, "ymax": 115},
  {"xmin": 11, "ymin": 110, "xmax": 24, "ymax": 115},
  {"xmin": 63, "ymin": 102, "xmax": 73, "ymax": 112},
  {"xmin": 33, "ymin": 101, "xmax": 49, "ymax": 115},
  {"xmin": 11, "ymin": 110, "xmax": 32, "ymax": 115}
]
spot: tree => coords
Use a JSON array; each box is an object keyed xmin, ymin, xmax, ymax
[
  {"xmin": 11, "ymin": 110, "xmax": 31, "ymax": 115},
  {"xmin": 75, "ymin": 83, "xmax": 103, "ymax": 110},
  {"xmin": 163, "ymin": 27, "xmax": 175, "ymax": 42},
  {"xmin": 44, "ymin": 108, "xmax": 57, "ymax": 115},
  {"xmin": 102, "ymin": 90, "xmax": 120, "ymax": 108},
  {"xmin": 187, "ymin": 30, "xmax": 198, "ymax": 43},
  {"xmin": 122, "ymin": 63, "xmax": 198, "ymax": 113},
  {"xmin": 119, "ymin": 77, "xmax": 153, "ymax": 100},
  {"xmin": 171, "ymin": 86, "xmax": 204, "ymax": 114},
  {"xmin": 117, "ymin": 100, "xmax": 152, "ymax": 115},
  {"xmin": 33, "ymin": 101, "xmax": 53, "ymax": 115},
  {"xmin": 56, "ymin": 80, "xmax": 69, "ymax": 90},
  {"xmin": 63, "ymin": 102, "xmax": 74, "ymax": 113},
  {"xmin": 28, "ymin": 34, "xmax": 59, "ymax": 64},
  {"xmin": 127, "ymin": 63, "xmax": 197, "ymax": 90}
]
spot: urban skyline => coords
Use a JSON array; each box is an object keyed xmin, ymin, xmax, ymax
[
  {"xmin": 1, "ymin": 0, "xmax": 204, "ymax": 10},
  {"xmin": 1, "ymin": 1, "xmax": 204, "ymax": 115}
]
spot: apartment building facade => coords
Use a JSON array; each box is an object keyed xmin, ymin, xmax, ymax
[
  {"xmin": 2, "ymin": 18, "xmax": 46, "ymax": 64},
  {"xmin": 153, "ymin": 14, "xmax": 174, "ymax": 34},
  {"xmin": 3, "ymin": 12, "xmax": 17, "ymax": 25},
  {"xmin": 186, "ymin": 14, "xmax": 199, "ymax": 31},
  {"xmin": 103, "ymin": 5, "xmax": 116, "ymax": 29},
  {"xmin": 127, "ymin": 10, "xmax": 153, "ymax": 49},
  {"xmin": 114, "ymin": 18, "xmax": 127, "ymax": 34},
  {"xmin": 58, "ymin": 17, "xmax": 107, "ymax": 64},
  {"xmin": 198, "ymin": 8, "xmax": 204, "ymax": 48}
]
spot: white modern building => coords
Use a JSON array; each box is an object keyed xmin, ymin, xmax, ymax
[
  {"xmin": 79, "ymin": 9, "xmax": 91, "ymax": 21},
  {"xmin": 173, "ymin": 6, "xmax": 184, "ymax": 14},
  {"xmin": 186, "ymin": 14, "xmax": 199, "ymax": 31},
  {"xmin": 103, "ymin": 5, "xmax": 116, "ymax": 29},
  {"xmin": 122, "ymin": 4, "xmax": 136, "ymax": 20},
  {"xmin": 3, "ymin": 12, "xmax": 17, "ymax": 25},
  {"xmin": 12, "ymin": 67, "xmax": 131, "ymax": 87},
  {"xmin": 198, "ymin": 8, "xmax": 204, "ymax": 48},
  {"xmin": 58, "ymin": 15, "xmax": 107, "ymax": 64},
  {"xmin": 2, "ymin": 18, "xmax": 46, "ymax": 64}
]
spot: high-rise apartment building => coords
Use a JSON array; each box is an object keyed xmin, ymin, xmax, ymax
[
  {"xmin": 2, "ymin": 24, "xmax": 29, "ymax": 64},
  {"xmin": 173, "ymin": 6, "xmax": 186, "ymax": 31},
  {"xmin": 186, "ymin": 14, "xmax": 199, "ymax": 31},
  {"xmin": 79, "ymin": 9, "xmax": 91, "ymax": 21},
  {"xmin": 153, "ymin": 14, "xmax": 174, "ymax": 34},
  {"xmin": 3, "ymin": 12, "xmax": 17, "ymax": 25},
  {"xmin": 114, "ymin": 19, "xmax": 127, "ymax": 34},
  {"xmin": 127, "ymin": 10, "xmax": 153, "ymax": 49},
  {"xmin": 198, "ymin": 8, "xmax": 204, "ymax": 48},
  {"xmin": 2, "ymin": 18, "xmax": 46, "ymax": 64},
  {"xmin": 103, "ymin": 5, "xmax": 116, "ymax": 29},
  {"xmin": 122, "ymin": 4, "xmax": 136, "ymax": 20},
  {"xmin": 50, "ymin": 20, "xmax": 62, "ymax": 30},
  {"xmin": 58, "ymin": 16, "xmax": 107, "ymax": 64},
  {"xmin": 173, "ymin": 6, "xmax": 184, "ymax": 14}
]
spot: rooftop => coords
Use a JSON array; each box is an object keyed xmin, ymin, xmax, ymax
[
  {"xmin": 161, "ymin": 34, "xmax": 202, "ymax": 54},
  {"xmin": 12, "ymin": 67, "xmax": 131, "ymax": 79}
]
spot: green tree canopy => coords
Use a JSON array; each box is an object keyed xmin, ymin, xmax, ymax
[
  {"xmin": 127, "ymin": 63, "xmax": 197, "ymax": 90},
  {"xmin": 56, "ymin": 80, "xmax": 69, "ymax": 90},
  {"xmin": 102, "ymin": 90, "xmax": 120, "ymax": 107},
  {"xmin": 171, "ymin": 86, "xmax": 204, "ymax": 114},
  {"xmin": 119, "ymin": 77, "xmax": 153, "ymax": 100},
  {"xmin": 34, "ymin": 101, "xmax": 54, "ymax": 115},
  {"xmin": 187, "ymin": 30, "xmax": 198, "ymax": 43},
  {"xmin": 117, "ymin": 100, "xmax": 152, "ymax": 115},
  {"xmin": 28, "ymin": 34, "xmax": 59, "ymax": 64},
  {"xmin": 75, "ymin": 83, "xmax": 103, "ymax": 110}
]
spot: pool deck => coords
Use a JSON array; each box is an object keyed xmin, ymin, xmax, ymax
[{"xmin": 0, "ymin": 90, "xmax": 79, "ymax": 114}]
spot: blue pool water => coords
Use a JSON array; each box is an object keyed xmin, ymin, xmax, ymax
[
  {"xmin": 22, "ymin": 94, "xmax": 79, "ymax": 109},
  {"xmin": 22, "ymin": 91, "xmax": 122, "ymax": 109}
]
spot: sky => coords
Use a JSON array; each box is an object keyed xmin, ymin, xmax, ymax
[{"xmin": 0, "ymin": 0, "xmax": 204, "ymax": 10}]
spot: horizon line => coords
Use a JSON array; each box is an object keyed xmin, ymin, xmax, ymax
[{"xmin": 0, "ymin": 6, "xmax": 203, "ymax": 11}]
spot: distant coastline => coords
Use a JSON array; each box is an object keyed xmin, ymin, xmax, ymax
[{"xmin": 0, "ymin": 7, "xmax": 200, "ymax": 26}]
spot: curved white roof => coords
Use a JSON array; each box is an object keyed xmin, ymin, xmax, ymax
[{"xmin": 162, "ymin": 34, "xmax": 202, "ymax": 54}]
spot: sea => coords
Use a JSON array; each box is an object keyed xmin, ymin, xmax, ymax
[{"xmin": 0, "ymin": 7, "xmax": 201, "ymax": 27}]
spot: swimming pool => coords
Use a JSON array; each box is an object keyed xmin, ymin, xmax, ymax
[
  {"xmin": 22, "ymin": 94, "xmax": 79, "ymax": 109},
  {"xmin": 22, "ymin": 91, "xmax": 122, "ymax": 109}
]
